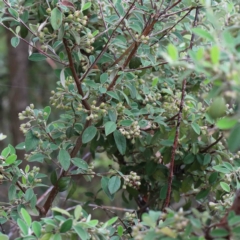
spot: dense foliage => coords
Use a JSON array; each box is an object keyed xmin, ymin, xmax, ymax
[{"xmin": 1, "ymin": 0, "xmax": 240, "ymax": 239}]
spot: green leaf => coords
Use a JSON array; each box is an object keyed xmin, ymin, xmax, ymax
[
  {"xmin": 8, "ymin": 185, "xmax": 16, "ymax": 201},
  {"xmin": 43, "ymin": 106, "xmax": 51, "ymax": 121},
  {"xmin": 191, "ymin": 122, "xmax": 201, "ymax": 135},
  {"xmin": 196, "ymin": 189, "xmax": 210, "ymax": 200},
  {"xmin": 5, "ymin": 154, "xmax": 17, "ymax": 164},
  {"xmin": 52, "ymin": 207, "xmax": 71, "ymax": 217},
  {"xmin": 28, "ymin": 53, "xmax": 47, "ymax": 62},
  {"xmin": 28, "ymin": 153, "xmax": 45, "ymax": 162},
  {"xmin": 100, "ymin": 73, "xmax": 108, "ymax": 84},
  {"xmin": 25, "ymin": 188, "xmax": 34, "ymax": 202},
  {"xmin": 152, "ymin": 77, "xmax": 159, "ymax": 87},
  {"xmin": 210, "ymin": 45, "xmax": 220, "ymax": 64},
  {"xmin": 0, "ymin": 234, "xmax": 9, "ymax": 240},
  {"xmin": 25, "ymin": 130, "xmax": 39, "ymax": 152},
  {"xmin": 209, "ymin": 172, "xmax": 218, "ymax": 184},
  {"xmin": 101, "ymin": 177, "xmax": 114, "ymax": 200},
  {"xmin": 74, "ymin": 205, "xmax": 82, "ymax": 220},
  {"xmin": 220, "ymin": 182, "xmax": 230, "ymax": 192},
  {"xmin": 192, "ymin": 28, "xmax": 214, "ymax": 41},
  {"xmin": 113, "ymin": 130, "xmax": 126, "ymax": 155},
  {"xmin": 1, "ymin": 147, "xmax": 10, "ymax": 158},
  {"xmin": 60, "ymin": 219, "xmax": 72, "ymax": 233},
  {"xmin": 213, "ymin": 165, "xmax": 231, "ymax": 174},
  {"xmin": 82, "ymin": 126, "xmax": 97, "ymax": 144},
  {"xmin": 51, "ymin": 7, "xmax": 63, "ymax": 30},
  {"xmin": 119, "ymin": 120, "xmax": 133, "ymax": 126},
  {"xmin": 21, "ymin": 208, "xmax": 32, "ymax": 227},
  {"xmin": 17, "ymin": 218, "xmax": 28, "ymax": 235},
  {"xmin": 210, "ymin": 228, "xmax": 229, "ymax": 237},
  {"xmin": 216, "ymin": 118, "xmax": 237, "ymax": 130},
  {"xmin": 50, "ymin": 170, "xmax": 58, "ymax": 185},
  {"xmin": 228, "ymin": 123, "xmax": 240, "ymax": 152},
  {"xmin": 105, "ymin": 121, "xmax": 117, "ymax": 136},
  {"xmin": 58, "ymin": 177, "xmax": 71, "ymax": 192},
  {"xmin": 203, "ymin": 154, "xmax": 211, "ymax": 165},
  {"xmin": 71, "ymin": 158, "xmax": 88, "ymax": 170},
  {"xmin": 106, "ymin": 216, "xmax": 118, "ymax": 226},
  {"xmin": 58, "ymin": 149, "xmax": 71, "ymax": 171},
  {"xmin": 167, "ymin": 44, "xmax": 178, "ymax": 61},
  {"xmin": 51, "ymin": 233, "xmax": 62, "ymax": 240},
  {"xmin": 82, "ymin": 2, "xmax": 92, "ymax": 11},
  {"xmin": 11, "ymin": 37, "xmax": 20, "ymax": 48},
  {"xmin": 118, "ymin": 225, "xmax": 123, "ymax": 237},
  {"xmin": 73, "ymin": 225, "xmax": 89, "ymax": 240},
  {"xmin": 183, "ymin": 153, "xmax": 195, "ymax": 164},
  {"xmin": 160, "ymin": 185, "xmax": 168, "ymax": 200},
  {"xmin": 108, "ymin": 176, "xmax": 121, "ymax": 194},
  {"xmin": 8, "ymin": 8, "xmax": 19, "ymax": 18},
  {"xmin": 106, "ymin": 91, "xmax": 120, "ymax": 100}
]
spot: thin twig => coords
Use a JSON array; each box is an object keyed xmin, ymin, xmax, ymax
[
  {"xmin": 162, "ymin": 79, "xmax": 187, "ymax": 210},
  {"xmin": 200, "ymin": 134, "xmax": 223, "ymax": 153}
]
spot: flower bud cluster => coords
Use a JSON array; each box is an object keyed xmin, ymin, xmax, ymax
[
  {"xmin": 119, "ymin": 121, "xmax": 141, "ymax": 139},
  {"xmin": 86, "ymin": 162, "xmax": 95, "ymax": 178},
  {"xmin": 124, "ymin": 212, "xmax": 137, "ymax": 222},
  {"xmin": 85, "ymin": 101, "xmax": 107, "ymax": 121},
  {"xmin": 173, "ymin": 208, "xmax": 188, "ymax": 230},
  {"xmin": 122, "ymin": 171, "xmax": 141, "ymax": 190},
  {"xmin": 50, "ymin": 77, "xmax": 78, "ymax": 110},
  {"xmin": 135, "ymin": 34, "xmax": 150, "ymax": 44}
]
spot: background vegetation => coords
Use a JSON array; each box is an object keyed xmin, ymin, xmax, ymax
[{"xmin": 1, "ymin": 0, "xmax": 240, "ymax": 239}]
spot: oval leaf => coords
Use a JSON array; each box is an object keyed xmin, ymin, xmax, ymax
[
  {"xmin": 51, "ymin": 8, "xmax": 63, "ymax": 30},
  {"xmin": 108, "ymin": 176, "xmax": 121, "ymax": 194},
  {"xmin": 82, "ymin": 126, "xmax": 97, "ymax": 144}
]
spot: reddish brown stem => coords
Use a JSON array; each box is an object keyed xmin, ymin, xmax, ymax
[{"xmin": 162, "ymin": 79, "xmax": 187, "ymax": 210}]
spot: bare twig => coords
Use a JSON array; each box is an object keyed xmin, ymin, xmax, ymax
[{"xmin": 162, "ymin": 79, "xmax": 187, "ymax": 210}]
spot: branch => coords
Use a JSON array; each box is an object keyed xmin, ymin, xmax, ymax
[
  {"xmin": 79, "ymin": 0, "xmax": 137, "ymax": 82},
  {"xmin": 200, "ymin": 134, "xmax": 223, "ymax": 153},
  {"xmin": 162, "ymin": 79, "xmax": 187, "ymax": 210}
]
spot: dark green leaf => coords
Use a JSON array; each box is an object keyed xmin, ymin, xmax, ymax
[
  {"xmin": 113, "ymin": 130, "xmax": 126, "ymax": 155},
  {"xmin": 196, "ymin": 189, "xmax": 210, "ymax": 200},
  {"xmin": 50, "ymin": 170, "xmax": 58, "ymax": 185},
  {"xmin": 60, "ymin": 219, "xmax": 72, "ymax": 233},
  {"xmin": 228, "ymin": 123, "xmax": 240, "ymax": 152}
]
